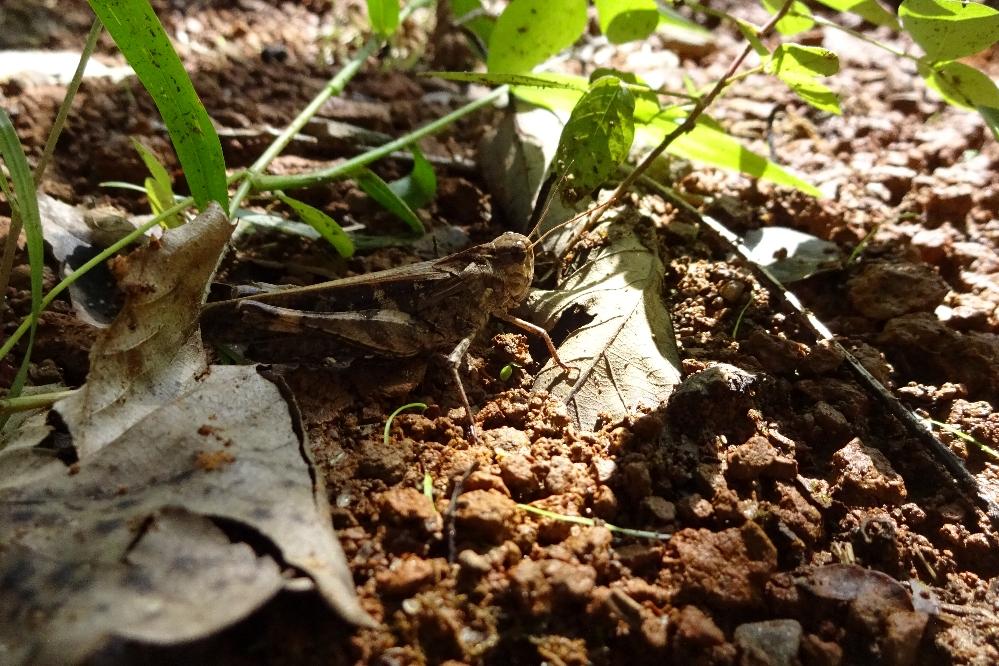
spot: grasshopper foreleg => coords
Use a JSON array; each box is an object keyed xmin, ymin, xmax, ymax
[{"xmin": 495, "ymin": 312, "xmax": 576, "ymax": 375}]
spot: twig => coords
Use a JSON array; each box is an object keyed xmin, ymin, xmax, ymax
[{"xmin": 445, "ymin": 461, "xmax": 479, "ymax": 563}]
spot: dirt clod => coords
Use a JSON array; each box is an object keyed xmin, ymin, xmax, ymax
[{"xmin": 831, "ymin": 439, "xmax": 907, "ymax": 506}]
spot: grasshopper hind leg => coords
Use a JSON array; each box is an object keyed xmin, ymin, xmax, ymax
[{"xmin": 444, "ymin": 336, "xmax": 480, "ymax": 443}]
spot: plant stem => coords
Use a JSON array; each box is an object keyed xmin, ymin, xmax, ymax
[
  {"xmin": 35, "ymin": 18, "xmax": 104, "ymax": 183},
  {"xmin": 252, "ymin": 86, "xmax": 508, "ymax": 192},
  {"xmin": 229, "ymin": 0, "xmax": 431, "ymax": 211},
  {"xmin": 0, "ymin": 389, "xmax": 78, "ymax": 414},
  {"xmin": 810, "ymin": 15, "xmax": 912, "ymax": 61}
]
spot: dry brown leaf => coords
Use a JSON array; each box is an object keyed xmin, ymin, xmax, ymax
[
  {"xmin": 528, "ymin": 210, "xmax": 682, "ymax": 429},
  {"xmin": 0, "ymin": 205, "xmax": 371, "ymax": 664}
]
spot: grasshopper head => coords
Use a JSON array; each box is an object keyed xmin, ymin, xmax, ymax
[{"xmin": 488, "ymin": 232, "xmax": 534, "ymax": 309}]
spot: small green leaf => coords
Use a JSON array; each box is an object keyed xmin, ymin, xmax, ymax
[
  {"xmin": 736, "ymin": 19, "xmax": 770, "ymax": 56},
  {"xmin": 762, "ymin": 0, "xmax": 816, "ymax": 35},
  {"xmin": 594, "ymin": 0, "xmax": 660, "ymax": 44},
  {"xmin": 919, "ymin": 59, "xmax": 999, "ymax": 139},
  {"xmin": 388, "ymin": 147, "xmax": 437, "ymax": 210},
  {"xmin": 499, "ymin": 364, "xmax": 516, "ymax": 381},
  {"xmin": 978, "ymin": 106, "xmax": 999, "ymax": 142},
  {"xmin": 0, "ymin": 107, "xmax": 44, "ymax": 401},
  {"xmin": 553, "ymin": 76, "xmax": 636, "ymax": 203},
  {"xmin": 132, "ymin": 139, "xmax": 182, "ymax": 228},
  {"xmin": 355, "ymin": 169, "xmax": 426, "ymax": 235},
  {"xmin": 87, "ymin": 0, "xmax": 227, "ymax": 212},
  {"xmin": 900, "ymin": 0, "xmax": 999, "ymax": 62},
  {"xmin": 815, "ymin": 0, "xmax": 899, "ymax": 27},
  {"xmin": 766, "ymin": 44, "xmax": 841, "ymax": 114},
  {"xmin": 487, "ymin": 0, "xmax": 588, "ymax": 73},
  {"xmin": 275, "ymin": 192, "xmax": 354, "ymax": 258},
  {"xmin": 366, "ymin": 0, "xmax": 400, "ymax": 36},
  {"xmin": 920, "ymin": 60, "xmax": 999, "ymax": 109}
]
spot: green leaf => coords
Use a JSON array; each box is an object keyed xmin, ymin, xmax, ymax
[
  {"xmin": 275, "ymin": 192, "xmax": 354, "ymax": 258},
  {"xmin": 762, "ymin": 0, "xmax": 816, "ymax": 35},
  {"xmin": 132, "ymin": 139, "xmax": 182, "ymax": 228},
  {"xmin": 355, "ymin": 169, "xmax": 426, "ymax": 235},
  {"xmin": 900, "ymin": 0, "xmax": 999, "ymax": 62},
  {"xmin": 366, "ymin": 0, "xmax": 400, "ymax": 37},
  {"xmin": 388, "ymin": 147, "xmax": 436, "ymax": 210},
  {"xmin": 920, "ymin": 60, "xmax": 999, "ymax": 109},
  {"xmin": 553, "ymin": 76, "xmax": 636, "ymax": 203},
  {"xmin": 919, "ymin": 59, "xmax": 999, "ymax": 139},
  {"xmin": 595, "ymin": 0, "xmax": 660, "ymax": 44},
  {"xmin": 978, "ymin": 106, "xmax": 999, "ymax": 142},
  {"xmin": 487, "ymin": 0, "xmax": 588, "ymax": 73},
  {"xmin": 87, "ymin": 0, "xmax": 227, "ymax": 212},
  {"xmin": 513, "ymin": 76, "xmax": 822, "ymax": 197},
  {"xmin": 0, "ymin": 107, "xmax": 43, "ymax": 401},
  {"xmin": 736, "ymin": 19, "xmax": 770, "ymax": 57},
  {"xmin": 452, "ymin": 0, "xmax": 494, "ymax": 46},
  {"xmin": 814, "ymin": 0, "xmax": 900, "ymax": 27},
  {"xmin": 766, "ymin": 44, "xmax": 842, "ymax": 114}
]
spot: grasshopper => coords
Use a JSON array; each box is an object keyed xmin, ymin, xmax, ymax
[{"xmin": 201, "ymin": 232, "xmax": 570, "ymax": 439}]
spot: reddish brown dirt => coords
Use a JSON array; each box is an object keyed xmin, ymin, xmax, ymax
[{"xmin": 3, "ymin": 1, "xmax": 999, "ymax": 664}]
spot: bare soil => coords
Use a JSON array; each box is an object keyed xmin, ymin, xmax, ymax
[{"xmin": 3, "ymin": 1, "xmax": 999, "ymax": 664}]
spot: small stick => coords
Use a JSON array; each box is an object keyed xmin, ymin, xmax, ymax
[{"xmin": 445, "ymin": 461, "xmax": 480, "ymax": 564}]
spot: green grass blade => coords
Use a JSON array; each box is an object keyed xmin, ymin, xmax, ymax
[
  {"xmin": 88, "ymin": 0, "xmax": 228, "ymax": 211},
  {"xmin": 355, "ymin": 169, "xmax": 426, "ymax": 235},
  {"xmin": 275, "ymin": 192, "xmax": 354, "ymax": 257},
  {"xmin": 0, "ymin": 108, "xmax": 44, "ymax": 400}
]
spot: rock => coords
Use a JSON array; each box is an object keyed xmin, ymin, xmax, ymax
[
  {"xmin": 668, "ymin": 364, "xmax": 759, "ymax": 442},
  {"xmin": 615, "ymin": 543, "xmax": 664, "ymax": 573},
  {"xmin": 675, "ymin": 605, "xmax": 725, "ymax": 646},
  {"xmin": 740, "ymin": 330, "xmax": 808, "ymax": 376},
  {"xmin": 733, "ymin": 619, "xmax": 803, "ymax": 666},
  {"xmin": 831, "ymin": 438, "xmax": 907, "ymax": 506},
  {"xmin": 544, "ymin": 455, "xmax": 584, "ymax": 495},
  {"xmin": 878, "ymin": 313, "xmax": 999, "ymax": 395},
  {"xmin": 454, "ymin": 490, "xmax": 517, "ymax": 542},
  {"xmin": 726, "ymin": 436, "xmax": 798, "ymax": 481},
  {"xmin": 498, "ymin": 452, "xmax": 540, "ymax": 497},
  {"xmin": 620, "ymin": 461, "xmax": 652, "ymax": 501},
  {"xmin": 911, "ymin": 226, "xmax": 954, "ymax": 266},
  {"xmin": 847, "ymin": 261, "xmax": 949, "ymax": 320},
  {"xmin": 463, "ymin": 471, "xmax": 511, "ymax": 496},
  {"xmin": 642, "ymin": 496, "xmax": 677, "ymax": 524},
  {"xmin": 868, "ymin": 165, "xmax": 916, "ymax": 203},
  {"xmin": 800, "ymin": 634, "xmax": 843, "ymax": 666},
  {"xmin": 378, "ymin": 487, "xmax": 437, "ymax": 524},
  {"xmin": 882, "ymin": 610, "xmax": 929, "ymax": 666},
  {"xmin": 480, "ymin": 426, "xmax": 532, "ymax": 452},
  {"xmin": 922, "ymin": 183, "xmax": 974, "ymax": 222},
  {"xmin": 668, "ymin": 522, "xmax": 778, "ymax": 611},
  {"xmin": 376, "ymin": 556, "xmax": 436, "ymax": 597}
]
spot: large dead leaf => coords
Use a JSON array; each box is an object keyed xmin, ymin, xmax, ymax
[
  {"xmin": 528, "ymin": 210, "xmax": 682, "ymax": 429},
  {"xmin": 0, "ymin": 205, "xmax": 371, "ymax": 664}
]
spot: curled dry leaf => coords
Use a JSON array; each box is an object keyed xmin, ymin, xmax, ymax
[
  {"xmin": 0, "ymin": 205, "xmax": 371, "ymax": 664},
  {"xmin": 528, "ymin": 209, "xmax": 682, "ymax": 429}
]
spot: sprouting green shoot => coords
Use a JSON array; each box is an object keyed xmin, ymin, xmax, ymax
[
  {"xmin": 926, "ymin": 418, "xmax": 999, "ymax": 460},
  {"xmin": 422, "ymin": 472, "xmax": 437, "ymax": 512},
  {"xmin": 731, "ymin": 294, "xmax": 754, "ymax": 338},
  {"xmin": 516, "ymin": 503, "xmax": 671, "ymax": 541},
  {"xmin": 499, "ymin": 363, "xmax": 519, "ymax": 381},
  {"xmin": 383, "ymin": 402, "xmax": 428, "ymax": 446},
  {"xmin": 847, "ymin": 212, "xmax": 919, "ymax": 264}
]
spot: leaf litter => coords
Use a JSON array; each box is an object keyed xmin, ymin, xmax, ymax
[{"xmin": 0, "ymin": 205, "xmax": 370, "ymax": 664}]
